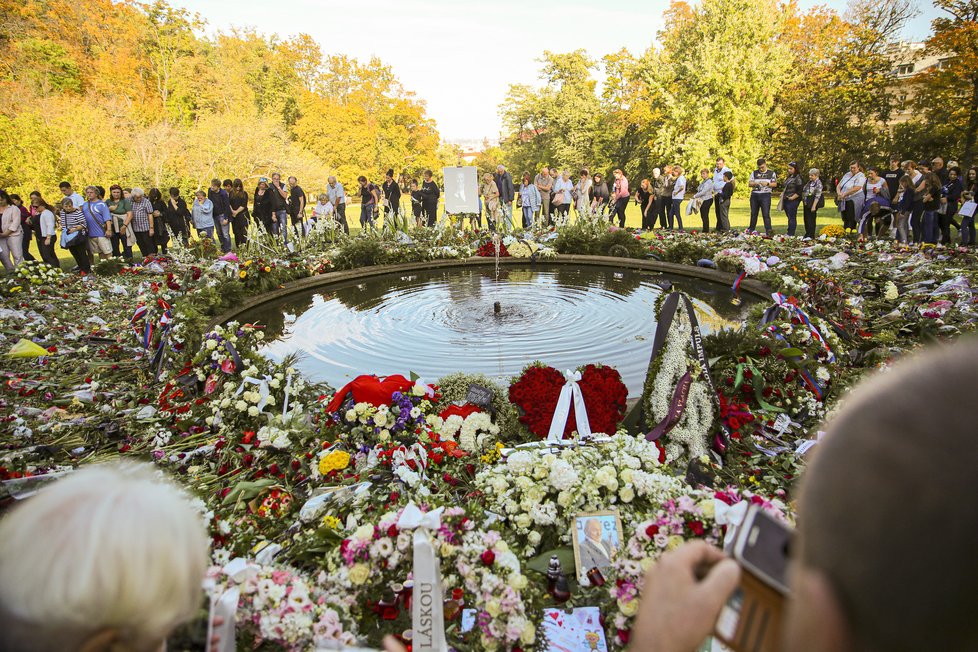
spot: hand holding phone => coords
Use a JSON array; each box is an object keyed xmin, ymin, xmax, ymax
[{"xmin": 630, "ymin": 541, "xmax": 741, "ymax": 652}]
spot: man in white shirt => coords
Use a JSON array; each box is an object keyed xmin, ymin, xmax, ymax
[
  {"xmin": 712, "ymin": 157, "xmax": 732, "ymax": 193},
  {"xmin": 59, "ymin": 181, "xmax": 84, "ymax": 213},
  {"xmin": 326, "ymin": 176, "xmax": 349, "ymax": 233}
]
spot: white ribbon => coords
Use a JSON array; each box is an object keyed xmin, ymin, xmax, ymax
[
  {"xmin": 414, "ymin": 377, "xmax": 436, "ymax": 399},
  {"xmin": 396, "ymin": 502, "xmax": 448, "ymax": 652},
  {"xmin": 235, "ymin": 375, "xmax": 271, "ymax": 411},
  {"xmin": 546, "ymin": 370, "xmax": 592, "ymax": 442},
  {"xmin": 714, "ymin": 499, "xmax": 749, "ymax": 550}
]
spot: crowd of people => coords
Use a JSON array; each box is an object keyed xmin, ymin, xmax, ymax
[{"xmin": 1, "ymin": 154, "xmax": 975, "ymax": 273}]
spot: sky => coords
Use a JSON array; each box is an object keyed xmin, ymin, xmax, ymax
[{"xmin": 179, "ymin": 0, "xmax": 941, "ymax": 142}]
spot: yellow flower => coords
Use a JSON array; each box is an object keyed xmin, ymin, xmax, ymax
[
  {"xmin": 239, "ymin": 271, "xmax": 247, "ymax": 279},
  {"xmin": 10, "ymin": 286, "xmax": 22, "ymax": 293},
  {"xmin": 318, "ymin": 450, "xmax": 351, "ymax": 475},
  {"xmin": 348, "ymin": 563, "xmax": 370, "ymax": 585},
  {"xmin": 263, "ymin": 266, "xmax": 271, "ymax": 273},
  {"xmin": 617, "ymin": 598, "xmax": 639, "ymax": 617},
  {"xmin": 322, "ymin": 515, "xmax": 342, "ymax": 529}
]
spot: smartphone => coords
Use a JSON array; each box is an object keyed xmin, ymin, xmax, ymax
[{"xmin": 714, "ymin": 505, "xmax": 792, "ymax": 652}]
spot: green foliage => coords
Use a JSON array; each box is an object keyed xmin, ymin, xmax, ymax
[
  {"xmin": 659, "ymin": 239, "xmax": 716, "ymax": 265},
  {"xmin": 331, "ymin": 234, "xmax": 389, "ymax": 270},
  {"xmin": 596, "ymin": 229, "xmax": 646, "ymax": 258}
]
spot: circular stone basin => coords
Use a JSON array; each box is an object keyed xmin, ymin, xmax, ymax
[{"xmin": 241, "ymin": 264, "xmax": 751, "ymax": 397}]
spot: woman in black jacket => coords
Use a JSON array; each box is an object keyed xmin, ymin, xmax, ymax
[
  {"xmin": 781, "ymin": 162, "xmax": 804, "ymax": 237},
  {"xmin": 252, "ymin": 179, "xmax": 273, "ymax": 234},
  {"xmin": 148, "ymin": 188, "xmax": 170, "ymax": 255},
  {"xmin": 229, "ymin": 179, "xmax": 250, "ymax": 247},
  {"xmin": 420, "ymin": 170, "xmax": 440, "ymax": 227},
  {"xmin": 164, "ymin": 187, "xmax": 191, "ymax": 246},
  {"xmin": 382, "ymin": 169, "xmax": 401, "ymax": 227}
]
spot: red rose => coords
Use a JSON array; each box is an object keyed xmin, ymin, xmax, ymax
[
  {"xmin": 480, "ymin": 550, "xmax": 496, "ymax": 566},
  {"xmin": 688, "ymin": 520, "xmax": 705, "ymax": 536},
  {"xmin": 645, "ymin": 524, "xmax": 660, "ymax": 538},
  {"xmin": 387, "ymin": 524, "xmax": 399, "ymax": 538}
]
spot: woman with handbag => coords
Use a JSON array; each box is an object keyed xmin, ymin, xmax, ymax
[
  {"xmin": 835, "ymin": 161, "xmax": 865, "ymax": 233},
  {"xmin": 58, "ymin": 197, "xmax": 90, "ymax": 274},
  {"xmin": 149, "ymin": 188, "xmax": 170, "ymax": 255},
  {"xmin": 801, "ymin": 168, "xmax": 824, "ymax": 239},
  {"xmin": 552, "ymin": 170, "xmax": 574, "ymax": 224}
]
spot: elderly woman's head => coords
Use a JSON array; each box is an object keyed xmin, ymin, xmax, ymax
[{"xmin": 0, "ymin": 463, "xmax": 209, "ymax": 652}]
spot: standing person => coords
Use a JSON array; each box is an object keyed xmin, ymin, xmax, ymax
[
  {"xmin": 148, "ymin": 188, "xmax": 169, "ymax": 255},
  {"xmin": 780, "ymin": 162, "xmax": 804, "ymax": 237},
  {"xmin": 287, "ymin": 176, "xmax": 307, "ymax": 235},
  {"xmin": 382, "ymin": 169, "xmax": 401, "ymax": 229},
  {"xmin": 883, "ymin": 155, "xmax": 904, "ymax": 200},
  {"xmin": 712, "ymin": 157, "xmax": 732, "ymax": 191},
  {"xmin": 357, "ymin": 175, "xmax": 380, "ymax": 230},
  {"xmin": 575, "ymin": 169, "xmax": 593, "ymax": 220},
  {"xmin": 941, "ymin": 168, "xmax": 963, "ymax": 244},
  {"xmin": 29, "ymin": 192, "xmax": 59, "ymax": 268},
  {"xmin": 0, "ymin": 190, "xmax": 24, "ymax": 271},
  {"xmin": 652, "ymin": 167, "xmax": 668, "ymax": 228},
  {"xmin": 191, "ymin": 190, "xmax": 214, "ymax": 241},
  {"xmin": 59, "ymin": 181, "xmax": 84, "ymax": 210},
  {"xmin": 611, "ymin": 168, "xmax": 630, "ymax": 228},
  {"xmin": 835, "ymin": 161, "xmax": 865, "ymax": 233},
  {"xmin": 252, "ymin": 178, "xmax": 272, "ymax": 235},
  {"xmin": 80, "ymin": 185, "xmax": 112, "ymax": 264},
  {"xmin": 590, "ymin": 173, "xmax": 610, "ymax": 219},
  {"xmin": 637, "ymin": 178, "xmax": 654, "ymax": 230},
  {"xmin": 267, "ymin": 172, "xmax": 289, "ymax": 242},
  {"xmin": 208, "ymin": 179, "xmax": 232, "ymax": 253},
  {"xmin": 748, "ymin": 158, "xmax": 777, "ymax": 235},
  {"xmin": 58, "ymin": 197, "xmax": 90, "ymax": 273},
  {"xmin": 9, "ymin": 195, "xmax": 34, "ymax": 263},
  {"xmin": 420, "ymin": 170, "xmax": 440, "ymax": 227},
  {"xmin": 410, "ymin": 180, "xmax": 424, "ymax": 228},
  {"xmin": 921, "ymin": 172, "xmax": 943, "ymax": 244},
  {"xmin": 128, "ymin": 188, "xmax": 156, "ymax": 257},
  {"xmin": 693, "ymin": 168, "xmax": 714, "ymax": 233},
  {"xmin": 164, "ymin": 187, "xmax": 190, "ymax": 246},
  {"xmin": 534, "ymin": 167, "xmax": 553, "ymax": 225},
  {"xmin": 894, "ymin": 174, "xmax": 915, "ymax": 244},
  {"xmin": 933, "ymin": 156, "xmax": 949, "ymax": 184},
  {"xmin": 518, "ymin": 172, "xmax": 541, "ymax": 229},
  {"xmin": 670, "ymin": 166, "xmax": 686, "ymax": 231},
  {"xmin": 548, "ymin": 166, "xmax": 559, "ymax": 221},
  {"xmin": 229, "ymin": 179, "xmax": 249, "ymax": 248},
  {"xmin": 552, "ymin": 170, "xmax": 574, "ymax": 225},
  {"xmin": 495, "ymin": 165, "xmax": 515, "ymax": 228},
  {"xmin": 106, "ymin": 185, "xmax": 133, "ymax": 259},
  {"xmin": 327, "ymin": 176, "xmax": 349, "ymax": 234},
  {"xmin": 715, "ymin": 171, "xmax": 734, "ymax": 232},
  {"xmin": 661, "ymin": 165, "xmax": 677, "ymax": 228},
  {"xmin": 965, "ymin": 167, "xmax": 978, "ymax": 196},
  {"xmin": 904, "ymin": 161, "xmax": 925, "ymax": 243},
  {"xmin": 802, "ymin": 168, "xmax": 824, "ymax": 239},
  {"xmin": 481, "ymin": 172, "xmax": 500, "ymax": 231}
]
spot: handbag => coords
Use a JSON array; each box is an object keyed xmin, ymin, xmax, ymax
[
  {"xmin": 61, "ymin": 227, "xmax": 87, "ymax": 249},
  {"xmin": 554, "ymin": 190, "xmax": 566, "ymax": 205}
]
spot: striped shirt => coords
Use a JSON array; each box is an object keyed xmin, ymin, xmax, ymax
[
  {"xmin": 61, "ymin": 209, "xmax": 86, "ymax": 233},
  {"xmin": 131, "ymin": 197, "xmax": 154, "ymax": 232}
]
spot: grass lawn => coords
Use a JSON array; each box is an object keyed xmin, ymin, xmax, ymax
[{"xmin": 21, "ymin": 198, "xmax": 844, "ymax": 269}]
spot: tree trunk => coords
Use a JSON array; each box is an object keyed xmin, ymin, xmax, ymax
[{"xmin": 964, "ymin": 76, "xmax": 978, "ymax": 169}]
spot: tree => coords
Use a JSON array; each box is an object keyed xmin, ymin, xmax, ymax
[{"xmin": 913, "ymin": 0, "xmax": 978, "ymax": 166}]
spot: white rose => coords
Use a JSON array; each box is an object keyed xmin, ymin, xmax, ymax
[{"xmin": 247, "ymin": 406, "xmax": 260, "ymax": 417}]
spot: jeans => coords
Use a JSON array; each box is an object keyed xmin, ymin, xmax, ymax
[
  {"xmin": 273, "ymin": 209, "xmax": 288, "ymax": 242},
  {"xmin": 501, "ymin": 202, "xmax": 513, "ymax": 225},
  {"xmin": 784, "ymin": 199, "xmax": 800, "ymax": 236},
  {"xmin": 215, "ymin": 215, "xmax": 231, "ymax": 253},
  {"xmin": 198, "ymin": 225, "xmax": 215, "ymax": 241},
  {"xmin": 749, "ymin": 193, "xmax": 772, "ymax": 233},
  {"xmin": 961, "ymin": 215, "xmax": 976, "ymax": 246},
  {"xmin": 522, "ymin": 205, "xmax": 533, "ymax": 229},
  {"xmin": 669, "ymin": 198, "xmax": 683, "ymax": 230},
  {"xmin": 700, "ymin": 198, "xmax": 712, "ymax": 233},
  {"xmin": 715, "ymin": 199, "xmax": 730, "ymax": 231},
  {"xmin": 910, "ymin": 202, "xmax": 924, "ymax": 243},
  {"xmin": 923, "ymin": 210, "xmax": 939, "ymax": 244},
  {"xmin": 360, "ymin": 203, "xmax": 375, "ymax": 229}
]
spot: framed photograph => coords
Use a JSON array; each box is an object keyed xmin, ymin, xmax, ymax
[
  {"xmin": 443, "ymin": 166, "xmax": 479, "ymax": 214},
  {"xmin": 571, "ymin": 510, "xmax": 624, "ymax": 585}
]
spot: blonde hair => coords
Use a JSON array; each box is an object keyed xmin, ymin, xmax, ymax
[{"xmin": 0, "ymin": 463, "xmax": 209, "ymax": 651}]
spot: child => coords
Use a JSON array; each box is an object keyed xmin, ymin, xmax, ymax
[
  {"xmin": 410, "ymin": 180, "xmax": 424, "ymax": 228},
  {"xmin": 895, "ymin": 175, "xmax": 914, "ymax": 244}
]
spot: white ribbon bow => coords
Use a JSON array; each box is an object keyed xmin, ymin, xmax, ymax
[
  {"xmin": 396, "ymin": 502, "xmax": 448, "ymax": 652},
  {"xmin": 714, "ymin": 499, "xmax": 750, "ymax": 550},
  {"xmin": 546, "ymin": 370, "xmax": 592, "ymax": 442},
  {"xmin": 235, "ymin": 375, "xmax": 271, "ymax": 412}
]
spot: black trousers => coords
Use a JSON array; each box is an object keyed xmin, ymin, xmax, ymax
[
  {"xmin": 700, "ymin": 198, "xmax": 713, "ymax": 233},
  {"xmin": 613, "ymin": 198, "xmax": 628, "ymax": 227},
  {"xmin": 641, "ymin": 203, "xmax": 655, "ymax": 230},
  {"xmin": 423, "ymin": 200, "xmax": 438, "ymax": 227},
  {"xmin": 21, "ymin": 228, "xmax": 35, "ymax": 261},
  {"xmin": 803, "ymin": 204, "xmax": 818, "ymax": 238},
  {"xmin": 655, "ymin": 197, "xmax": 668, "ymax": 228},
  {"xmin": 38, "ymin": 235, "xmax": 59, "ymax": 267},
  {"xmin": 232, "ymin": 213, "xmax": 249, "ymax": 246},
  {"xmin": 910, "ymin": 202, "xmax": 924, "ymax": 243},
  {"xmin": 334, "ymin": 203, "xmax": 350, "ymax": 233},
  {"xmin": 133, "ymin": 230, "xmax": 155, "ymax": 257},
  {"xmin": 68, "ymin": 242, "xmax": 91, "ymax": 273}
]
